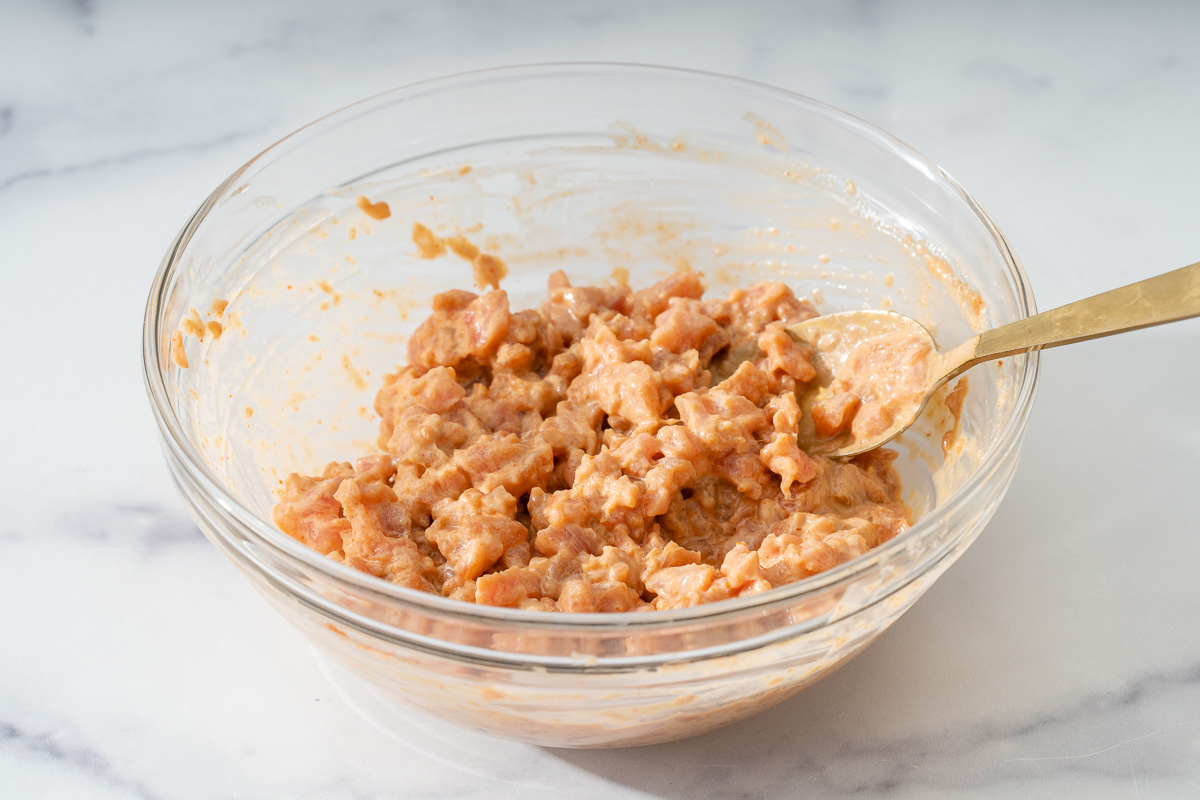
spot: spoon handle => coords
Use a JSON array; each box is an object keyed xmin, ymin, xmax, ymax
[{"xmin": 939, "ymin": 260, "xmax": 1200, "ymax": 381}]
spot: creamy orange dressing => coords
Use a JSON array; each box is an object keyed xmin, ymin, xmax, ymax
[
  {"xmin": 355, "ymin": 195, "xmax": 391, "ymax": 220},
  {"xmin": 816, "ymin": 330, "xmax": 934, "ymax": 442},
  {"xmin": 273, "ymin": 272, "xmax": 913, "ymax": 611}
]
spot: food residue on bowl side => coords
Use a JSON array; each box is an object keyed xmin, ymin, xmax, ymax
[
  {"xmin": 170, "ymin": 330, "xmax": 188, "ymax": 369},
  {"xmin": 355, "ymin": 195, "xmax": 392, "ymax": 220},
  {"xmin": 411, "ymin": 222, "xmax": 508, "ymax": 291}
]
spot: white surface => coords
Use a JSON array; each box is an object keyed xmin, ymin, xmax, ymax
[{"xmin": 2, "ymin": 1, "xmax": 1199, "ymax": 797}]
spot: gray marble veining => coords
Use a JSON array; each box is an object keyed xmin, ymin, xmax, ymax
[{"xmin": 2, "ymin": 1, "xmax": 1199, "ymax": 797}]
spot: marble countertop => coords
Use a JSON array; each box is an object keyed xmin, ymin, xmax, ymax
[{"xmin": 3, "ymin": 1, "xmax": 1199, "ymax": 797}]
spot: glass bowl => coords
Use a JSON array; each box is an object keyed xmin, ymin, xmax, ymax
[{"xmin": 142, "ymin": 63, "xmax": 1037, "ymax": 748}]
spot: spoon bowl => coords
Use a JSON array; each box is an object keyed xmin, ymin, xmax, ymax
[{"xmin": 789, "ymin": 310, "xmax": 938, "ymax": 458}]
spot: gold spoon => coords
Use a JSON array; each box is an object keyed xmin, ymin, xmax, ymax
[{"xmin": 786, "ymin": 261, "xmax": 1200, "ymax": 458}]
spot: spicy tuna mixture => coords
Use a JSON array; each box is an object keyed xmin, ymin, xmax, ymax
[{"xmin": 274, "ymin": 271, "xmax": 911, "ymax": 611}]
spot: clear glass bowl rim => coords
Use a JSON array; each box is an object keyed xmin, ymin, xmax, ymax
[{"xmin": 142, "ymin": 61, "xmax": 1039, "ymax": 633}]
